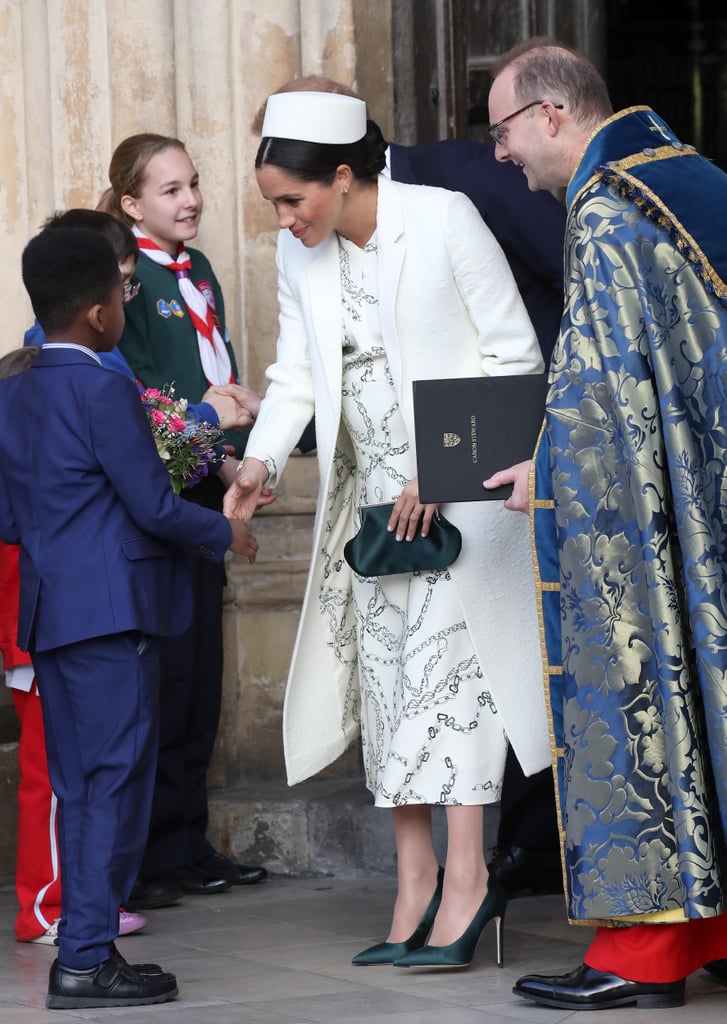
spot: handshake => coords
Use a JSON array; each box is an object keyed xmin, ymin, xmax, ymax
[
  {"xmin": 224, "ymin": 472, "xmax": 276, "ymax": 563},
  {"xmin": 199, "ymin": 383, "xmax": 275, "ymax": 565},
  {"xmin": 223, "ymin": 472, "xmax": 276, "ymax": 565},
  {"xmin": 222, "ymin": 456, "xmax": 277, "ymax": 564},
  {"xmin": 202, "ymin": 382, "xmax": 261, "ymax": 432}
]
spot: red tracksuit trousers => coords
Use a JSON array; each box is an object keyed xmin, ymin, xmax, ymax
[{"xmin": 12, "ymin": 684, "xmax": 61, "ymax": 941}]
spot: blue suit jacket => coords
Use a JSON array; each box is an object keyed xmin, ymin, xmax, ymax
[
  {"xmin": 0, "ymin": 346, "xmax": 232, "ymax": 652},
  {"xmin": 389, "ymin": 140, "xmax": 566, "ymax": 363}
]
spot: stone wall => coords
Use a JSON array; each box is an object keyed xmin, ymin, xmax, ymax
[
  {"xmin": 0, "ymin": 0, "xmax": 395, "ymax": 883},
  {"xmin": 0, "ymin": 0, "xmax": 394, "ymax": 373}
]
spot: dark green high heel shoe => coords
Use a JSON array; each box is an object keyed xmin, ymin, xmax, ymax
[
  {"xmin": 352, "ymin": 866, "xmax": 444, "ymax": 966},
  {"xmin": 393, "ymin": 878, "xmax": 506, "ymax": 969}
]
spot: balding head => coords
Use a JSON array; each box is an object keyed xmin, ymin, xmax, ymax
[
  {"xmin": 488, "ymin": 37, "xmax": 613, "ymax": 191},
  {"xmin": 492, "ymin": 38, "xmax": 612, "ymax": 132}
]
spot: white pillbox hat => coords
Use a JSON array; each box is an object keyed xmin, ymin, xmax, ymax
[{"xmin": 261, "ymin": 91, "xmax": 367, "ymax": 145}]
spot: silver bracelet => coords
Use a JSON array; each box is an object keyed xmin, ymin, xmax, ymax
[{"xmin": 237, "ymin": 456, "xmax": 276, "ymax": 479}]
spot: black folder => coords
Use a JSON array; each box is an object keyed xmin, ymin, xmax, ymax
[{"xmin": 413, "ymin": 373, "xmax": 548, "ymax": 502}]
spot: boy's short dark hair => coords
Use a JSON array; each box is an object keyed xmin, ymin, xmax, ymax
[
  {"xmin": 22, "ymin": 228, "xmax": 121, "ymax": 335},
  {"xmin": 44, "ymin": 208, "xmax": 138, "ymax": 265}
]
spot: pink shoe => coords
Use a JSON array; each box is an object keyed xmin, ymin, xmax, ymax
[
  {"xmin": 118, "ymin": 910, "xmax": 147, "ymax": 936},
  {"xmin": 28, "ymin": 912, "xmax": 147, "ymax": 943}
]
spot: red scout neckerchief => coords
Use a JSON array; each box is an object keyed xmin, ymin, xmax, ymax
[{"xmin": 133, "ymin": 228, "xmax": 234, "ymax": 385}]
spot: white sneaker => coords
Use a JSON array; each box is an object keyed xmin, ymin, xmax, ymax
[
  {"xmin": 28, "ymin": 909, "xmax": 147, "ymax": 945},
  {"xmin": 30, "ymin": 919, "xmax": 59, "ymax": 945}
]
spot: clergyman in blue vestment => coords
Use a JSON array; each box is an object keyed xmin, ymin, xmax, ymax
[{"xmin": 485, "ymin": 37, "xmax": 727, "ymax": 1013}]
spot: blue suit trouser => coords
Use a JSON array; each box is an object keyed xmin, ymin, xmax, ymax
[{"xmin": 33, "ymin": 632, "xmax": 159, "ymax": 969}]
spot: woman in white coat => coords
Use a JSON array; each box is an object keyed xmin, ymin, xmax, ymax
[{"xmin": 226, "ymin": 91, "xmax": 549, "ymax": 969}]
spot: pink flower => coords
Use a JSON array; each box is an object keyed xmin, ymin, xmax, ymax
[
  {"xmin": 142, "ymin": 382, "xmax": 221, "ymax": 493},
  {"xmin": 167, "ymin": 414, "xmax": 186, "ymax": 433}
]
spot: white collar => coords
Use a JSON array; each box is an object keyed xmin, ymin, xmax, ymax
[{"xmin": 42, "ymin": 342, "xmax": 101, "ymax": 365}]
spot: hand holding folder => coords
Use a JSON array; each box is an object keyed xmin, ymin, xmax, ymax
[{"xmin": 413, "ymin": 372, "xmax": 548, "ymax": 502}]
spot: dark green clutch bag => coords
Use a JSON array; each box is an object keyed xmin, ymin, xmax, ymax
[{"xmin": 343, "ymin": 502, "xmax": 462, "ymax": 578}]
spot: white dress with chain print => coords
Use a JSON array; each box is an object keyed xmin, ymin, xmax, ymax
[{"xmin": 337, "ymin": 232, "xmax": 507, "ymax": 807}]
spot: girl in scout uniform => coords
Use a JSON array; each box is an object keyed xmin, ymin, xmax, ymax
[{"xmin": 98, "ymin": 135, "xmax": 268, "ymax": 896}]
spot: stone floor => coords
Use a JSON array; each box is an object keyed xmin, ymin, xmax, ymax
[{"xmin": 2, "ymin": 879, "xmax": 726, "ymax": 1023}]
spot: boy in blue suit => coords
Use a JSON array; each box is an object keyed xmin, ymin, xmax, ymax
[{"xmin": 0, "ymin": 227, "xmax": 257, "ymax": 1009}]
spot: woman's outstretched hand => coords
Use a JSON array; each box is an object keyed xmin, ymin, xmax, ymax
[
  {"xmin": 224, "ymin": 457, "xmax": 270, "ymax": 521},
  {"xmin": 388, "ymin": 477, "xmax": 438, "ymax": 541}
]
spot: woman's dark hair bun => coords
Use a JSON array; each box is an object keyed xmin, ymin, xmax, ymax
[{"xmin": 359, "ymin": 121, "xmax": 387, "ymax": 178}]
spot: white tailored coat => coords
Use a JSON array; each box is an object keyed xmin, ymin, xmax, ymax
[{"xmin": 246, "ymin": 174, "xmax": 550, "ymax": 786}]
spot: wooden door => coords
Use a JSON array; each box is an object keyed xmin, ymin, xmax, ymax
[
  {"xmin": 392, "ymin": 0, "xmax": 607, "ymax": 144},
  {"xmin": 606, "ymin": 0, "xmax": 727, "ymax": 168}
]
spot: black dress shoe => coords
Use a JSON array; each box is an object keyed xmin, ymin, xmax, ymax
[
  {"xmin": 197, "ymin": 851, "xmax": 268, "ymax": 886},
  {"xmin": 125, "ymin": 877, "xmax": 183, "ymax": 911},
  {"xmin": 514, "ymin": 963, "xmax": 685, "ymax": 1010},
  {"xmin": 487, "ymin": 845, "xmax": 562, "ymax": 898},
  {"xmin": 109, "ymin": 942, "xmax": 163, "ymax": 975},
  {"xmin": 46, "ymin": 956, "xmax": 178, "ymax": 1009},
  {"xmin": 162, "ymin": 864, "xmax": 232, "ymax": 895}
]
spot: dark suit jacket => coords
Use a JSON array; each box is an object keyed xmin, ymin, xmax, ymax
[
  {"xmin": 0, "ymin": 346, "xmax": 232, "ymax": 652},
  {"xmin": 389, "ymin": 140, "xmax": 566, "ymax": 363}
]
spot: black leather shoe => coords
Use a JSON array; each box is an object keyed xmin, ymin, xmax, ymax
[
  {"xmin": 487, "ymin": 845, "xmax": 562, "ymax": 898},
  {"xmin": 162, "ymin": 864, "xmax": 232, "ymax": 895},
  {"xmin": 197, "ymin": 851, "xmax": 268, "ymax": 886},
  {"xmin": 125, "ymin": 877, "xmax": 183, "ymax": 911},
  {"xmin": 703, "ymin": 959, "xmax": 727, "ymax": 985},
  {"xmin": 109, "ymin": 942, "xmax": 163, "ymax": 976},
  {"xmin": 514, "ymin": 963, "xmax": 685, "ymax": 1010},
  {"xmin": 46, "ymin": 957, "xmax": 178, "ymax": 1009}
]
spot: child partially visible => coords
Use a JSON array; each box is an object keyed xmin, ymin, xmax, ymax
[
  {"xmin": 24, "ymin": 209, "xmax": 258, "ymax": 448},
  {"xmin": 0, "ymin": 225, "xmax": 256, "ymax": 1008}
]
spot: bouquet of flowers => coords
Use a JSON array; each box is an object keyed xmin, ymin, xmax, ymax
[{"xmin": 141, "ymin": 385, "xmax": 222, "ymax": 494}]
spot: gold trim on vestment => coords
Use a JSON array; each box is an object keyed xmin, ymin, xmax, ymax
[
  {"xmin": 569, "ymin": 110, "xmax": 727, "ymax": 303},
  {"xmin": 568, "ymin": 106, "xmax": 653, "ymax": 211},
  {"xmin": 616, "ymin": 145, "xmax": 693, "ymax": 171},
  {"xmin": 528, "ymin": 423, "xmax": 570, "ymax": 912},
  {"xmin": 603, "ymin": 165, "xmax": 727, "ymax": 302}
]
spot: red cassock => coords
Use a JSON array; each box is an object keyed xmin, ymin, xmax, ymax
[{"xmin": 586, "ymin": 917, "xmax": 727, "ymax": 982}]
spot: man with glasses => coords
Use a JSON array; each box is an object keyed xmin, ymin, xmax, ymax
[
  {"xmin": 485, "ymin": 36, "xmax": 727, "ymax": 1013},
  {"xmin": 488, "ymin": 100, "xmax": 564, "ymax": 146}
]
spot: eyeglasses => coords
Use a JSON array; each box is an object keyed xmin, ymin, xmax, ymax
[
  {"xmin": 123, "ymin": 280, "xmax": 141, "ymax": 302},
  {"xmin": 488, "ymin": 101, "xmax": 563, "ymax": 145}
]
